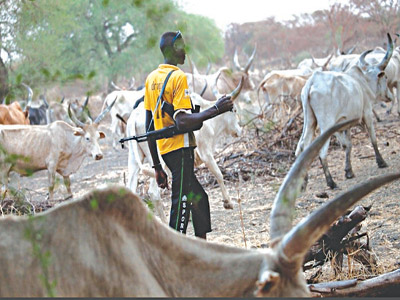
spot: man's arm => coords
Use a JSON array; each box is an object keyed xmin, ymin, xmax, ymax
[
  {"xmin": 146, "ymin": 109, "xmax": 168, "ymax": 189},
  {"xmin": 175, "ymin": 95, "xmax": 233, "ymax": 131}
]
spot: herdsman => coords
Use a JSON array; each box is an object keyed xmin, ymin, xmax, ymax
[{"xmin": 144, "ymin": 31, "xmax": 233, "ymax": 240}]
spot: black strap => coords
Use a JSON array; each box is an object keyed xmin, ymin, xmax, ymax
[{"xmin": 147, "ymin": 70, "xmax": 175, "ymax": 132}]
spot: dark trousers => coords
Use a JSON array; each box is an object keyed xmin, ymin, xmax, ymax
[{"xmin": 162, "ymin": 147, "xmax": 211, "ymax": 237}]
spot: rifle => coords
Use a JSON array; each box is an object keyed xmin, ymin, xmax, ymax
[{"xmin": 119, "ymin": 125, "xmax": 184, "ymax": 148}]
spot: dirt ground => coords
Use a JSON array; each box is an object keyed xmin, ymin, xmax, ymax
[{"xmin": 4, "ymin": 101, "xmax": 400, "ymax": 284}]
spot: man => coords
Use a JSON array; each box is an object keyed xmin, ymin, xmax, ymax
[{"xmin": 144, "ymin": 31, "xmax": 233, "ymax": 240}]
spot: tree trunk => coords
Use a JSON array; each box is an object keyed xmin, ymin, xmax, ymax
[{"xmin": 0, "ymin": 56, "xmax": 9, "ymax": 101}]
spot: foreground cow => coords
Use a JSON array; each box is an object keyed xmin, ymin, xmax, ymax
[
  {"xmin": 296, "ymin": 35, "xmax": 393, "ymax": 189},
  {"xmin": 0, "ymin": 99, "xmax": 115, "ymax": 200},
  {"xmin": 0, "ymin": 120, "xmax": 398, "ymax": 297}
]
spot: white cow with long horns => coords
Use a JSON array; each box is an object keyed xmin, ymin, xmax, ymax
[
  {"xmin": 0, "ymin": 98, "xmax": 116, "ymax": 200},
  {"xmin": 296, "ymin": 34, "xmax": 394, "ymax": 189}
]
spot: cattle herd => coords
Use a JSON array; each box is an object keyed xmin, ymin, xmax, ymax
[{"xmin": 0, "ymin": 33, "xmax": 399, "ymax": 296}]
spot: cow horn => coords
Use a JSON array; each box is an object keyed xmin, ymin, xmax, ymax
[
  {"xmin": 346, "ymin": 45, "xmax": 357, "ymax": 55},
  {"xmin": 111, "ymin": 81, "xmax": 122, "ymax": 91},
  {"xmin": 322, "ymin": 53, "xmax": 334, "ymax": 70},
  {"xmin": 270, "ymin": 119, "xmax": 359, "ymax": 242},
  {"xmin": 21, "ymin": 83, "xmax": 33, "ymax": 108},
  {"xmin": 228, "ymin": 76, "xmax": 244, "ymax": 101},
  {"xmin": 128, "ymin": 77, "xmax": 136, "ymax": 90},
  {"xmin": 359, "ymin": 49, "xmax": 373, "ymax": 68},
  {"xmin": 60, "ymin": 96, "xmax": 65, "ymax": 104},
  {"xmin": 199, "ymin": 78, "xmax": 208, "ymax": 97},
  {"xmin": 205, "ymin": 61, "xmax": 212, "ymax": 75},
  {"xmin": 187, "ymin": 54, "xmax": 196, "ymax": 93},
  {"xmin": 244, "ymin": 44, "xmax": 257, "ymax": 73},
  {"xmin": 94, "ymin": 96, "xmax": 117, "ymax": 124},
  {"xmin": 279, "ymin": 172, "xmax": 400, "ymax": 269},
  {"xmin": 83, "ymin": 96, "xmax": 89, "ymax": 108},
  {"xmin": 377, "ymin": 33, "xmax": 394, "ymax": 71},
  {"xmin": 42, "ymin": 95, "xmax": 49, "ymax": 109},
  {"xmin": 233, "ymin": 48, "xmax": 241, "ymax": 71},
  {"xmin": 212, "ymin": 71, "xmax": 222, "ymax": 99},
  {"xmin": 68, "ymin": 104, "xmax": 86, "ymax": 128}
]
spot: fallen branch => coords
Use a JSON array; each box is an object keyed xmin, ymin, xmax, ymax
[{"xmin": 309, "ymin": 269, "xmax": 400, "ymax": 297}]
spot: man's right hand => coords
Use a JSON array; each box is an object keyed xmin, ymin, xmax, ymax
[
  {"xmin": 155, "ymin": 168, "xmax": 169, "ymax": 189},
  {"xmin": 214, "ymin": 95, "xmax": 234, "ymax": 114}
]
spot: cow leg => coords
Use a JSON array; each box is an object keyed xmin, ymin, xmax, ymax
[
  {"xmin": 372, "ymin": 108, "xmax": 381, "ymax": 122},
  {"xmin": 201, "ymin": 152, "xmax": 233, "ymax": 210},
  {"xmin": 363, "ymin": 114, "xmax": 388, "ymax": 168},
  {"xmin": 127, "ymin": 144, "xmax": 142, "ymax": 193},
  {"xmin": 148, "ymin": 178, "xmax": 167, "ymax": 223},
  {"xmin": 47, "ymin": 172, "xmax": 55, "ymax": 201},
  {"xmin": 63, "ymin": 176, "xmax": 73, "ymax": 200},
  {"xmin": 110, "ymin": 116, "xmax": 121, "ymax": 150},
  {"xmin": 396, "ymin": 84, "xmax": 400, "ymax": 116},
  {"xmin": 0, "ymin": 167, "xmax": 10, "ymax": 200},
  {"xmin": 337, "ymin": 131, "xmax": 355, "ymax": 179},
  {"xmin": 319, "ymin": 137, "xmax": 337, "ymax": 189}
]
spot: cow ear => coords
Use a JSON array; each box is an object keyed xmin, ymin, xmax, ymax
[
  {"xmin": 255, "ymin": 270, "xmax": 280, "ymax": 297},
  {"xmin": 74, "ymin": 130, "xmax": 84, "ymax": 136},
  {"xmin": 99, "ymin": 131, "xmax": 106, "ymax": 139}
]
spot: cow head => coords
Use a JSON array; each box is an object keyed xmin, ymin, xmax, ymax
[
  {"xmin": 358, "ymin": 33, "xmax": 394, "ymax": 102},
  {"xmin": 229, "ymin": 45, "xmax": 257, "ymax": 91},
  {"xmin": 212, "ymin": 72, "xmax": 243, "ymax": 137},
  {"xmin": 68, "ymin": 97, "xmax": 116, "ymax": 160}
]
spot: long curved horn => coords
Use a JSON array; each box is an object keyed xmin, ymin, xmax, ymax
[
  {"xmin": 233, "ymin": 48, "xmax": 241, "ymax": 71},
  {"xmin": 199, "ymin": 78, "xmax": 208, "ymax": 97},
  {"xmin": 244, "ymin": 44, "xmax": 257, "ymax": 73},
  {"xmin": 187, "ymin": 54, "xmax": 196, "ymax": 93},
  {"xmin": 111, "ymin": 81, "xmax": 122, "ymax": 91},
  {"xmin": 128, "ymin": 77, "xmax": 136, "ymax": 90},
  {"xmin": 21, "ymin": 83, "xmax": 33, "ymax": 108},
  {"xmin": 212, "ymin": 72, "xmax": 222, "ymax": 99},
  {"xmin": 205, "ymin": 62, "xmax": 212, "ymax": 75},
  {"xmin": 280, "ymin": 172, "xmax": 400, "ymax": 269},
  {"xmin": 322, "ymin": 53, "xmax": 334, "ymax": 71},
  {"xmin": 94, "ymin": 96, "xmax": 117, "ymax": 124},
  {"xmin": 377, "ymin": 33, "xmax": 394, "ymax": 70},
  {"xmin": 346, "ymin": 45, "xmax": 357, "ymax": 55},
  {"xmin": 42, "ymin": 95, "xmax": 49, "ymax": 108},
  {"xmin": 270, "ymin": 119, "xmax": 359, "ymax": 241},
  {"xmin": 227, "ymin": 76, "xmax": 244, "ymax": 101},
  {"xmin": 83, "ymin": 96, "xmax": 89, "ymax": 108},
  {"xmin": 359, "ymin": 49, "xmax": 373, "ymax": 68},
  {"xmin": 68, "ymin": 104, "xmax": 86, "ymax": 128}
]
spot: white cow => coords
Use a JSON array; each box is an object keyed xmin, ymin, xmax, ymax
[
  {"xmin": 0, "ymin": 120, "xmax": 398, "ymax": 297},
  {"xmin": 0, "ymin": 99, "xmax": 116, "ymax": 200},
  {"xmin": 295, "ymin": 36, "xmax": 393, "ymax": 189},
  {"xmin": 102, "ymin": 89, "xmax": 144, "ymax": 149},
  {"xmin": 126, "ymin": 77, "xmax": 243, "ymax": 221},
  {"xmin": 186, "ymin": 47, "xmax": 256, "ymax": 100}
]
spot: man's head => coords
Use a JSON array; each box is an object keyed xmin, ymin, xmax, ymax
[{"xmin": 160, "ymin": 31, "xmax": 186, "ymax": 65}]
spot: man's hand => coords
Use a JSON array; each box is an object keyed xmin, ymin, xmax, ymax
[
  {"xmin": 214, "ymin": 95, "xmax": 233, "ymax": 114},
  {"xmin": 155, "ymin": 168, "xmax": 169, "ymax": 189}
]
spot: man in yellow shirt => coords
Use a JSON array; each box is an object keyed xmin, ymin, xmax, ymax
[{"xmin": 144, "ymin": 31, "xmax": 233, "ymax": 240}]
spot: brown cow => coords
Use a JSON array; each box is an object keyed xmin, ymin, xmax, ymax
[
  {"xmin": 0, "ymin": 101, "xmax": 30, "ymax": 124},
  {"xmin": 0, "ymin": 120, "xmax": 398, "ymax": 297}
]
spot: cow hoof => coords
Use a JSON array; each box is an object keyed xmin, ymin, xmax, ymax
[
  {"xmin": 328, "ymin": 181, "xmax": 338, "ymax": 190},
  {"xmin": 345, "ymin": 171, "xmax": 355, "ymax": 179},
  {"xmin": 378, "ymin": 161, "xmax": 388, "ymax": 168},
  {"xmin": 223, "ymin": 200, "xmax": 234, "ymax": 210}
]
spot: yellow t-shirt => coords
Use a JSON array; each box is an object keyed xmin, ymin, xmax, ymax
[{"xmin": 144, "ymin": 64, "xmax": 196, "ymax": 155}]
